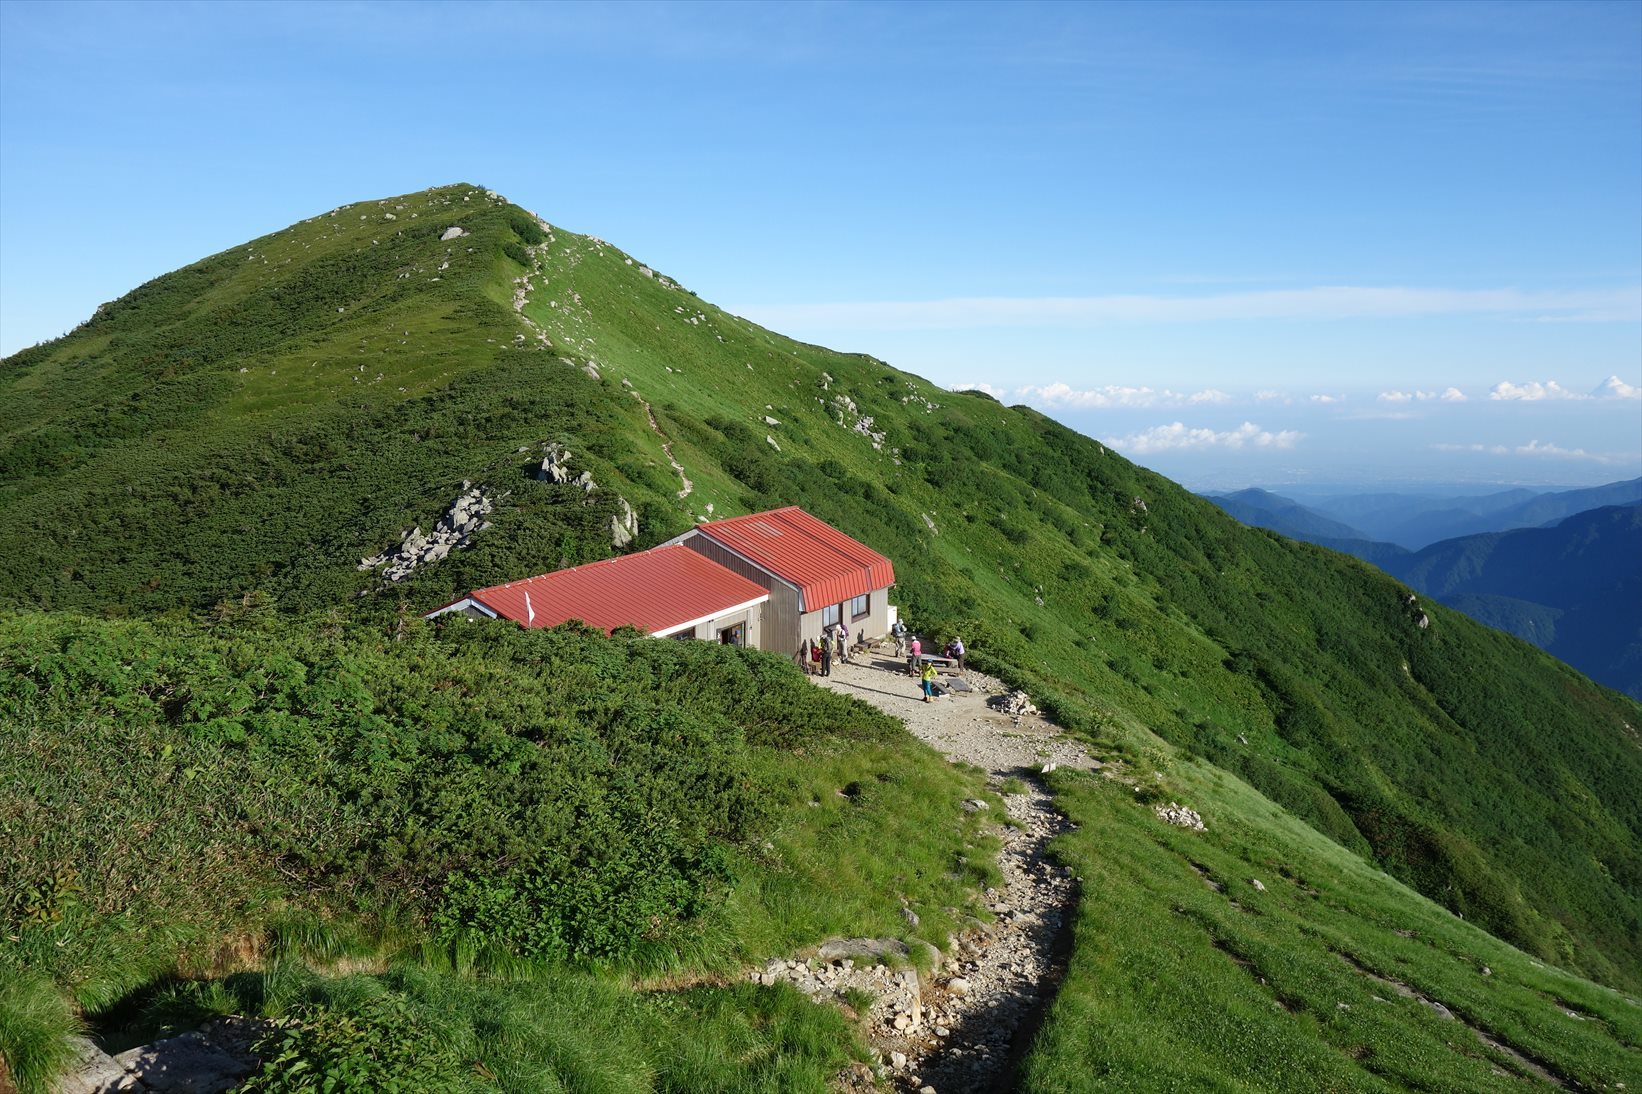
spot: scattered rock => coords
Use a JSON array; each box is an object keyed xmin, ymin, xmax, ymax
[
  {"xmin": 988, "ymin": 690, "xmax": 1038, "ymax": 717},
  {"xmin": 816, "ymin": 937, "xmax": 911, "ymax": 962},
  {"xmin": 359, "ymin": 483, "xmax": 497, "ymax": 582},
  {"xmin": 1250, "ymin": 878, "xmax": 1266, "ymax": 892},
  {"xmin": 439, "ymin": 226, "xmax": 468, "ymax": 241},
  {"xmin": 1154, "ymin": 802, "xmax": 1206, "ymax": 831},
  {"xmin": 962, "ymin": 798, "xmax": 990, "ymax": 813}
]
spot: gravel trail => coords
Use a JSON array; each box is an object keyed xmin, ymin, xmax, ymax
[{"xmin": 808, "ymin": 652, "xmax": 1097, "ymax": 1093}]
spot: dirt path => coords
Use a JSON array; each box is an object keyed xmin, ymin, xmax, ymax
[
  {"xmin": 808, "ymin": 653, "xmax": 1096, "ymax": 1093},
  {"xmin": 630, "ymin": 393, "xmax": 693, "ymax": 499}
]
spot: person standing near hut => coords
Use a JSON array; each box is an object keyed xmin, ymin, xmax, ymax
[
  {"xmin": 907, "ymin": 634, "xmax": 921, "ymax": 676},
  {"xmin": 891, "ymin": 618, "xmax": 907, "ymax": 655},
  {"xmin": 920, "ymin": 659, "xmax": 938, "ymax": 702},
  {"xmin": 950, "ymin": 634, "xmax": 966, "ymax": 673},
  {"xmin": 836, "ymin": 621, "xmax": 850, "ymax": 662},
  {"xmin": 820, "ymin": 634, "xmax": 833, "ymax": 677}
]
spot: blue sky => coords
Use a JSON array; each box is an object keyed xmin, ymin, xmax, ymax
[{"xmin": 2, "ymin": 0, "xmax": 1638, "ymax": 489}]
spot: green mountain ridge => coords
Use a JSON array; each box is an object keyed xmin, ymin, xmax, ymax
[
  {"xmin": 3, "ymin": 184, "xmax": 1640, "ymax": 1090},
  {"xmin": 1205, "ymin": 489, "xmax": 1641, "ymax": 698},
  {"xmin": 1384, "ymin": 504, "xmax": 1642, "ymax": 699}
]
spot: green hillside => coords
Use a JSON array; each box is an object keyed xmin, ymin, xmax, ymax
[
  {"xmin": 3, "ymin": 185, "xmax": 1639, "ymax": 1090},
  {"xmin": 1381, "ymin": 504, "xmax": 1642, "ymax": 698}
]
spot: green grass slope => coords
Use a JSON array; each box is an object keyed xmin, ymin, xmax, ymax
[{"xmin": 3, "ymin": 184, "xmax": 1640, "ymax": 1087}]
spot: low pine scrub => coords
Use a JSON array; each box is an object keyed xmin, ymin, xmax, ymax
[{"xmin": 0, "ymin": 610, "xmax": 991, "ymax": 1089}]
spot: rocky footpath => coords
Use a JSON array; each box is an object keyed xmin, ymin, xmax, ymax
[{"xmin": 810, "ymin": 659, "xmax": 1098, "ymax": 1093}]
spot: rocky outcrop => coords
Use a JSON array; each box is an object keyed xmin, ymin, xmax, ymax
[
  {"xmin": 610, "ymin": 496, "xmax": 638, "ymax": 548},
  {"xmin": 536, "ymin": 443, "xmax": 578, "ymax": 487},
  {"xmin": 988, "ymin": 690, "xmax": 1038, "ymax": 717},
  {"xmin": 1155, "ymin": 802, "xmax": 1206, "ymax": 830},
  {"xmin": 358, "ymin": 483, "xmax": 495, "ymax": 582},
  {"xmin": 533, "ymin": 442, "xmax": 640, "ymax": 548},
  {"xmin": 53, "ymin": 1017, "xmax": 268, "ymax": 1094}
]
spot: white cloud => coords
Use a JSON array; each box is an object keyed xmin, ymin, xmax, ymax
[
  {"xmin": 1594, "ymin": 375, "xmax": 1641, "ymax": 399},
  {"xmin": 1103, "ymin": 421, "xmax": 1303, "ymax": 455},
  {"xmin": 1309, "ymin": 393, "xmax": 1343, "ymax": 404},
  {"xmin": 1488, "ymin": 379, "xmax": 1587, "ymax": 401},
  {"xmin": 1432, "ymin": 440, "xmax": 1619, "ymax": 463},
  {"xmin": 746, "ymin": 285, "xmax": 1642, "ymax": 331},
  {"xmin": 950, "ymin": 381, "xmax": 1006, "ymax": 397},
  {"xmin": 1515, "ymin": 440, "xmax": 1608, "ymax": 461},
  {"xmin": 1253, "ymin": 389, "xmax": 1290, "ymax": 404},
  {"xmin": 1015, "ymin": 383, "xmax": 1232, "ymax": 409},
  {"xmin": 1378, "ymin": 387, "xmax": 1468, "ymax": 403}
]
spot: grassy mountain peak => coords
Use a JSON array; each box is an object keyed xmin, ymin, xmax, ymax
[{"xmin": 3, "ymin": 184, "xmax": 1639, "ymax": 1089}]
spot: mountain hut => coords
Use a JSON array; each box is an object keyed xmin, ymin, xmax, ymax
[{"xmin": 664, "ymin": 506, "xmax": 896, "ymax": 655}]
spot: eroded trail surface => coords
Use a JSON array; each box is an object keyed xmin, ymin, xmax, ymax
[{"xmin": 809, "ymin": 654, "xmax": 1096, "ymax": 1093}]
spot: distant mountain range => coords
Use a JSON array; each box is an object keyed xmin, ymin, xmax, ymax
[
  {"xmin": 1203, "ymin": 485, "xmax": 1642, "ymax": 698},
  {"xmin": 1309, "ymin": 478, "xmax": 1642, "ymax": 549}
]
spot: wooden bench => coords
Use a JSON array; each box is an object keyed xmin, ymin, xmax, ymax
[{"xmin": 912, "ymin": 654, "xmax": 958, "ymax": 674}]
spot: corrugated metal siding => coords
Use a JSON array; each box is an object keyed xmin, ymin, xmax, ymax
[
  {"xmin": 694, "ymin": 507, "xmax": 895, "ymax": 611},
  {"xmin": 469, "ymin": 545, "xmax": 769, "ymax": 635},
  {"xmin": 682, "ymin": 534, "xmax": 802, "ymax": 653}
]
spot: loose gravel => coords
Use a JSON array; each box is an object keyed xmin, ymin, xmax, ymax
[{"xmin": 807, "ymin": 652, "xmax": 1098, "ymax": 1093}]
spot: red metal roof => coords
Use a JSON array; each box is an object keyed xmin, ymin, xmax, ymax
[
  {"xmin": 692, "ymin": 506, "xmax": 895, "ymax": 612},
  {"xmin": 468, "ymin": 544, "xmax": 769, "ymax": 635}
]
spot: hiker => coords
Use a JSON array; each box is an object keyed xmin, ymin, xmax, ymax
[
  {"xmin": 809, "ymin": 639, "xmax": 822, "ymax": 673},
  {"xmin": 920, "ymin": 659, "xmax": 938, "ymax": 702},
  {"xmin": 820, "ymin": 635, "xmax": 833, "ymax": 677},
  {"xmin": 949, "ymin": 634, "xmax": 966, "ymax": 673},
  {"xmin": 891, "ymin": 618, "xmax": 907, "ymax": 655},
  {"xmin": 795, "ymin": 641, "xmax": 812, "ymax": 675},
  {"xmin": 836, "ymin": 621, "xmax": 850, "ymax": 662},
  {"xmin": 907, "ymin": 635, "xmax": 922, "ymax": 676}
]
